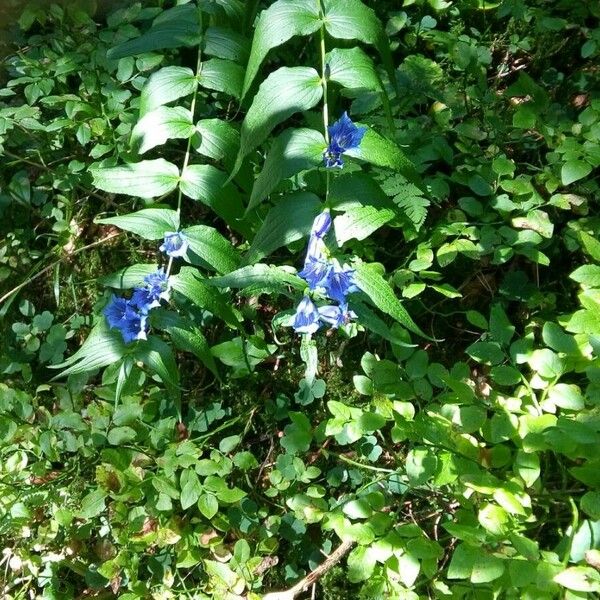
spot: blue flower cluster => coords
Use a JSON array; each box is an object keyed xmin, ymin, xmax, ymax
[
  {"xmin": 323, "ymin": 112, "xmax": 367, "ymax": 168},
  {"xmin": 104, "ymin": 231, "xmax": 183, "ymax": 343},
  {"xmin": 292, "ymin": 211, "xmax": 358, "ymax": 334},
  {"xmin": 104, "ymin": 269, "xmax": 169, "ymax": 343}
]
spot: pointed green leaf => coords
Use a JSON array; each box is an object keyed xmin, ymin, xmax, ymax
[
  {"xmin": 180, "ymin": 469, "xmax": 202, "ymax": 510},
  {"xmin": 242, "ymin": 0, "xmax": 321, "ymax": 99},
  {"xmin": 131, "ymin": 107, "xmax": 195, "ymax": 154},
  {"xmin": 198, "ymin": 493, "xmax": 219, "ymax": 519},
  {"xmin": 51, "ymin": 321, "xmax": 127, "ymax": 376},
  {"xmin": 99, "ymin": 264, "xmax": 159, "ymax": 289},
  {"xmin": 333, "ymin": 205, "xmax": 395, "ymax": 245},
  {"xmin": 107, "ymin": 5, "xmax": 201, "ymax": 59},
  {"xmin": 209, "ymin": 264, "xmax": 305, "ymax": 295},
  {"xmin": 140, "ymin": 66, "xmax": 198, "ymax": 115},
  {"xmin": 181, "ymin": 224, "xmax": 240, "ymax": 274},
  {"xmin": 249, "ymin": 128, "xmax": 325, "ymax": 211},
  {"xmin": 204, "ymin": 26, "xmax": 249, "ymax": 63},
  {"xmin": 232, "ymin": 66, "xmax": 322, "ymax": 178},
  {"xmin": 199, "ymin": 58, "xmax": 244, "ymax": 98},
  {"xmin": 134, "ymin": 335, "xmax": 180, "ymax": 400},
  {"xmin": 179, "ymin": 164, "xmax": 247, "ymax": 235},
  {"xmin": 167, "ymin": 321, "xmax": 220, "ymax": 380},
  {"xmin": 170, "ymin": 267, "xmax": 240, "ymax": 328},
  {"xmin": 247, "ymin": 192, "xmax": 322, "ymax": 262},
  {"xmin": 326, "ymin": 46, "xmax": 382, "ymax": 91},
  {"xmin": 90, "ymin": 159, "xmax": 180, "ymax": 199},
  {"xmin": 353, "ymin": 262, "xmax": 431, "ymax": 339},
  {"xmin": 96, "ymin": 208, "xmax": 179, "ymax": 240},
  {"xmin": 193, "ymin": 119, "xmax": 240, "ymax": 166},
  {"xmin": 78, "ymin": 489, "xmax": 107, "ymax": 519},
  {"xmin": 345, "ymin": 128, "xmax": 422, "ymax": 186},
  {"xmin": 561, "ymin": 160, "xmax": 592, "ymax": 186}
]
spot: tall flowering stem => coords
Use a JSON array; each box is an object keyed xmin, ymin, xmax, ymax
[
  {"xmin": 166, "ymin": 6, "xmax": 203, "ymax": 279},
  {"xmin": 317, "ymin": 0, "xmax": 331, "ymax": 205}
]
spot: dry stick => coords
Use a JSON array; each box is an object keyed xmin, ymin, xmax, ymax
[
  {"xmin": 261, "ymin": 540, "xmax": 354, "ymax": 600},
  {"xmin": 0, "ymin": 231, "xmax": 122, "ymax": 305}
]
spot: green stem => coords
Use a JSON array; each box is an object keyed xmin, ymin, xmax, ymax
[
  {"xmin": 166, "ymin": 9, "xmax": 203, "ymax": 279},
  {"xmin": 330, "ymin": 451, "xmax": 395, "ymax": 474},
  {"xmin": 317, "ymin": 0, "xmax": 332, "ymax": 207},
  {"xmin": 563, "ymin": 497, "xmax": 579, "ymax": 566}
]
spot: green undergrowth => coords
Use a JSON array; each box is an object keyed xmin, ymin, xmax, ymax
[{"xmin": 2, "ymin": 0, "xmax": 600, "ymax": 599}]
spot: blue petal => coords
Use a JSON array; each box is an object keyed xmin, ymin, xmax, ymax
[
  {"xmin": 103, "ymin": 296, "xmax": 129, "ymax": 328},
  {"xmin": 160, "ymin": 231, "xmax": 188, "ymax": 258},
  {"xmin": 324, "ymin": 112, "xmax": 367, "ymax": 169},
  {"xmin": 104, "ymin": 296, "xmax": 148, "ymax": 343},
  {"xmin": 322, "ymin": 264, "xmax": 357, "ymax": 304},
  {"xmin": 299, "ymin": 258, "xmax": 332, "ymax": 290},
  {"xmin": 310, "ymin": 211, "xmax": 332, "ymax": 239},
  {"xmin": 292, "ymin": 296, "xmax": 321, "ymax": 334}
]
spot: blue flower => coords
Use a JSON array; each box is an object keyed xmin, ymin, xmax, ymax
[
  {"xmin": 323, "ymin": 112, "xmax": 367, "ymax": 168},
  {"xmin": 318, "ymin": 303, "xmax": 357, "ymax": 328},
  {"xmin": 131, "ymin": 269, "xmax": 170, "ymax": 312},
  {"xmin": 131, "ymin": 269, "xmax": 169, "ymax": 313},
  {"xmin": 299, "ymin": 256, "xmax": 332, "ymax": 290},
  {"xmin": 321, "ymin": 261, "xmax": 358, "ymax": 304},
  {"xmin": 103, "ymin": 295, "xmax": 130, "ymax": 329},
  {"xmin": 310, "ymin": 211, "xmax": 332, "ymax": 239},
  {"xmin": 292, "ymin": 296, "xmax": 321, "ymax": 334},
  {"xmin": 160, "ymin": 231, "xmax": 188, "ymax": 258},
  {"xmin": 103, "ymin": 295, "xmax": 148, "ymax": 343}
]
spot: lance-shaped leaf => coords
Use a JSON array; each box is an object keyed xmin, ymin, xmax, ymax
[
  {"xmin": 345, "ymin": 128, "xmax": 423, "ymax": 188},
  {"xmin": 199, "ymin": 58, "xmax": 244, "ymax": 98},
  {"xmin": 140, "ymin": 66, "xmax": 198, "ymax": 115},
  {"xmin": 170, "ymin": 267, "xmax": 241, "ymax": 328},
  {"xmin": 96, "ymin": 208, "xmax": 179, "ymax": 240},
  {"xmin": 134, "ymin": 336, "xmax": 180, "ymax": 400},
  {"xmin": 322, "ymin": 0, "xmax": 397, "ymax": 94},
  {"xmin": 248, "ymin": 128, "xmax": 326, "ymax": 212},
  {"xmin": 350, "ymin": 301, "xmax": 415, "ymax": 347},
  {"xmin": 181, "ymin": 225, "xmax": 240, "ymax": 274},
  {"xmin": 50, "ymin": 321, "xmax": 127, "ymax": 377},
  {"xmin": 326, "ymin": 47, "xmax": 382, "ymax": 92},
  {"xmin": 353, "ymin": 262, "xmax": 431, "ymax": 339},
  {"xmin": 193, "ymin": 119, "xmax": 240, "ymax": 165},
  {"xmin": 99, "ymin": 263, "xmax": 159, "ymax": 289},
  {"xmin": 90, "ymin": 159, "xmax": 180, "ymax": 199},
  {"xmin": 333, "ymin": 205, "xmax": 395, "ymax": 246},
  {"xmin": 179, "ymin": 164, "xmax": 248, "ymax": 235},
  {"xmin": 231, "ymin": 67, "xmax": 322, "ymax": 179},
  {"xmin": 246, "ymin": 192, "xmax": 322, "ymax": 263},
  {"xmin": 165, "ymin": 319, "xmax": 220, "ymax": 380},
  {"xmin": 209, "ymin": 264, "xmax": 305, "ymax": 296},
  {"xmin": 242, "ymin": 0, "xmax": 322, "ymax": 99},
  {"xmin": 204, "ymin": 26, "xmax": 249, "ymax": 64},
  {"xmin": 107, "ymin": 4, "xmax": 201, "ymax": 59},
  {"xmin": 131, "ymin": 107, "xmax": 195, "ymax": 154},
  {"xmin": 329, "ymin": 172, "xmax": 390, "ymax": 210}
]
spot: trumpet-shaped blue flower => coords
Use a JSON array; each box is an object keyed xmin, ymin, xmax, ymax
[
  {"xmin": 160, "ymin": 231, "xmax": 188, "ymax": 258},
  {"xmin": 321, "ymin": 261, "xmax": 358, "ymax": 304},
  {"xmin": 299, "ymin": 256, "xmax": 331, "ymax": 290},
  {"xmin": 310, "ymin": 210, "xmax": 332, "ymax": 239},
  {"xmin": 292, "ymin": 296, "xmax": 321, "ymax": 334},
  {"xmin": 318, "ymin": 303, "xmax": 357, "ymax": 328},
  {"xmin": 323, "ymin": 112, "xmax": 367, "ymax": 168},
  {"xmin": 104, "ymin": 295, "xmax": 148, "ymax": 343}
]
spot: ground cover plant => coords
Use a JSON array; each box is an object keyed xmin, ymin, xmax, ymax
[{"xmin": 1, "ymin": 0, "xmax": 600, "ymax": 598}]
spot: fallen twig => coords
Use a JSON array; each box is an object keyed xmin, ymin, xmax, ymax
[{"xmin": 261, "ymin": 540, "xmax": 354, "ymax": 600}]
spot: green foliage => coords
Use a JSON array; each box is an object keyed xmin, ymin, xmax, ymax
[{"xmin": 1, "ymin": 0, "xmax": 600, "ymax": 598}]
